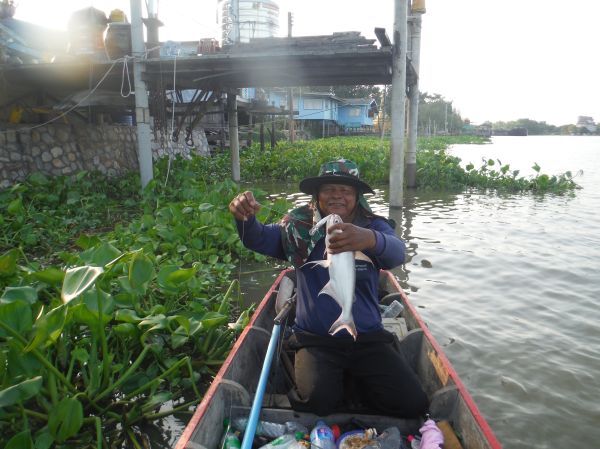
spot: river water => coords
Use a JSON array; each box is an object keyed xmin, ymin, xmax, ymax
[{"xmin": 239, "ymin": 136, "xmax": 600, "ymax": 449}]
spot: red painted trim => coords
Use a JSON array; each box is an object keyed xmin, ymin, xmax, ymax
[
  {"xmin": 383, "ymin": 271, "xmax": 503, "ymax": 449},
  {"xmin": 174, "ymin": 269, "xmax": 291, "ymax": 449}
]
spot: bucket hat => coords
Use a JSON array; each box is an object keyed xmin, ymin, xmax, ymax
[{"xmin": 299, "ymin": 159, "xmax": 374, "ymax": 195}]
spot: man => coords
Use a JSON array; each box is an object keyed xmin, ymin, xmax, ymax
[{"xmin": 229, "ymin": 159, "xmax": 428, "ymax": 417}]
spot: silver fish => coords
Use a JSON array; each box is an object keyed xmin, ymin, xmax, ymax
[{"xmin": 307, "ymin": 214, "xmax": 371, "ymax": 340}]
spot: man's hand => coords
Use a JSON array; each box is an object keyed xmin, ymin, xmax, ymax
[
  {"xmin": 327, "ymin": 223, "xmax": 376, "ymax": 254},
  {"xmin": 229, "ymin": 191, "xmax": 261, "ymax": 221}
]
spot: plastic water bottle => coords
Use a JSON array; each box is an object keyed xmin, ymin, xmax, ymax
[
  {"xmin": 407, "ymin": 435, "xmax": 421, "ymax": 449},
  {"xmin": 258, "ymin": 433, "xmax": 303, "ymax": 449},
  {"xmin": 381, "ymin": 300, "xmax": 404, "ymax": 318},
  {"xmin": 220, "ymin": 420, "xmax": 241, "ymax": 449},
  {"xmin": 310, "ymin": 421, "xmax": 336, "ymax": 449},
  {"xmin": 232, "ymin": 417, "xmax": 286, "ymax": 438},
  {"xmin": 375, "ymin": 427, "xmax": 403, "ymax": 449}
]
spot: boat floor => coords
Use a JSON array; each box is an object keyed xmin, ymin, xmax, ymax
[{"xmin": 228, "ymin": 316, "xmax": 422, "ymax": 437}]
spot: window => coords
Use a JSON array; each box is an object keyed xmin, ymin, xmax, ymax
[
  {"xmin": 304, "ymin": 98, "xmax": 322, "ymax": 110},
  {"xmin": 349, "ymin": 107, "xmax": 361, "ymax": 117}
]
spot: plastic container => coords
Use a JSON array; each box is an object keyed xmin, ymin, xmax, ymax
[
  {"xmin": 220, "ymin": 420, "xmax": 241, "ymax": 449},
  {"xmin": 337, "ymin": 430, "xmax": 372, "ymax": 449},
  {"xmin": 374, "ymin": 427, "xmax": 402, "ymax": 449},
  {"xmin": 259, "ymin": 433, "xmax": 303, "ymax": 449},
  {"xmin": 232, "ymin": 417, "xmax": 286, "ymax": 438},
  {"xmin": 407, "ymin": 435, "xmax": 421, "ymax": 449},
  {"xmin": 310, "ymin": 420, "xmax": 336, "ymax": 449},
  {"xmin": 381, "ymin": 300, "xmax": 404, "ymax": 318}
]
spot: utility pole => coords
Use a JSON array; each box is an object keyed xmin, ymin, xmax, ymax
[
  {"xmin": 130, "ymin": 0, "xmax": 153, "ymax": 188},
  {"xmin": 228, "ymin": 0, "xmax": 240, "ymax": 181},
  {"xmin": 228, "ymin": 91, "xmax": 240, "ymax": 182},
  {"xmin": 287, "ymin": 12, "xmax": 295, "ymax": 142},
  {"xmin": 406, "ymin": 0, "xmax": 425, "ymax": 187},
  {"xmin": 389, "ymin": 0, "xmax": 408, "ymax": 208}
]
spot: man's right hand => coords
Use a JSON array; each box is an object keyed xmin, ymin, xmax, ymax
[{"xmin": 229, "ymin": 191, "xmax": 261, "ymax": 221}]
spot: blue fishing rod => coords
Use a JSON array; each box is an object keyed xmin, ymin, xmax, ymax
[{"xmin": 241, "ymin": 294, "xmax": 296, "ymax": 449}]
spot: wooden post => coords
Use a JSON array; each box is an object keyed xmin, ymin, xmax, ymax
[
  {"xmin": 248, "ymin": 113, "xmax": 253, "ymax": 147},
  {"xmin": 389, "ymin": 0, "xmax": 408, "ymax": 208},
  {"xmin": 227, "ymin": 91, "xmax": 240, "ymax": 182},
  {"xmin": 270, "ymin": 115, "xmax": 275, "ymax": 149},
  {"xmin": 260, "ymin": 116, "xmax": 265, "ymax": 151}
]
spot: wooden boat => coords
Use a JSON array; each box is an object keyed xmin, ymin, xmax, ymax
[{"xmin": 174, "ymin": 269, "xmax": 502, "ymax": 449}]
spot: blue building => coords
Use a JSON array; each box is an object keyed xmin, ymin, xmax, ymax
[{"xmin": 240, "ymin": 88, "xmax": 378, "ymax": 137}]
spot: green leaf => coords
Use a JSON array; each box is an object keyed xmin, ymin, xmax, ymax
[
  {"xmin": 165, "ymin": 267, "xmax": 197, "ymax": 284},
  {"xmin": 200, "ymin": 311, "xmax": 228, "ymax": 330},
  {"xmin": 1, "ymin": 286, "xmax": 38, "ymax": 304},
  {"xmin": 113, "ymin": 322, "xmax": 138, "ymax": 338},
  {"xmin": 5, "ymin": 430, "xmax": 34, "ymax": 449},
  {"xmin": 48, "ymin": 397, "xmax": 83, "ymax": 442},
  {"xmin": 129, "ymin": 253, "xmax": 154, "ymax": 290},
  {"xmin": 0, "ymin": 249, "xmax": 19, "ymax": 277},
  {"xmin": 81, "ymin": 288, "xmax": 114, "ymax": 324},
  {"xmin": 25, "ymin": 304, "xmax": 67, "ymax": 351},
  {"xmin": 7, "ymin": 198, "xmax": 24, "ymax": 215},
  {"xmin": 0, "ymin": 376, "xmax": 43, "ymax": 407},
  {"xmin": 198, "ymin": 203, "xmax": 214, "ymax": 212},
  {"xmin": 32, "ymin": 267, "xmax": 65, "ymax": 285},
  {"xmin": 0, "ymin": 301, "xmax": 33, "ymax": 336},
  {"xmin": 75, "ymin": 234, "xmax": 102, "ymax": 250},
  {"xmin": 61, "ymin": 265, "xmax": 104, "ymax": 303},
  {"xmin": 115, "ymin": 309, "xmax": 142, "ymax": 324},
  {"xmin": 33, "ymin": 430, "xmax": 54, "ymax": 449}
]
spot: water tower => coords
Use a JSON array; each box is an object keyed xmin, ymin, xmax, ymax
[{"xmin": 217, "ymin": 0, "xmax": 280, "ymax": 45}]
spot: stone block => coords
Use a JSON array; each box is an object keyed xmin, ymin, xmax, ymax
[
  {"xmin": 50, "ymin": 146, "xmax": 63, "ymax": 157},
  {"xmin": 9, "ymin": 152, "xmax": 22, "ymax": 161},
  {"xmin": 52, "ymin": 159, "xmax": 65, "ymax": 168},
  {"xmin": 41, "ymin": 151, "xmax": 53, "ymax": 162}
]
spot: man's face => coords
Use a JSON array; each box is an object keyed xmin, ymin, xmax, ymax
[{"xmin": 317, "ymin": 183, "xmax": 358, "ymax": 222}]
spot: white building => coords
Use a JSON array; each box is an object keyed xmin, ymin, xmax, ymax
[{"xmin": 576, "ymin": 116, "xmax": 597, "ymax": 132}]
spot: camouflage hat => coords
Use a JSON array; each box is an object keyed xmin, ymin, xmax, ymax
[{"xmin": 299, "ymin": 159, "xmax": 374, "ymax": 195}]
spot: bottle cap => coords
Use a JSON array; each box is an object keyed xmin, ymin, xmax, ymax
[{"xmin": 331, "ymin": 424, "xmax": 341, "ymax": 440}]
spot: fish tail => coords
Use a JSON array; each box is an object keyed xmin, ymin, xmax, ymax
[{"xmin": 329, "ymin": 315, "xmax": 357, "ymax": 341}]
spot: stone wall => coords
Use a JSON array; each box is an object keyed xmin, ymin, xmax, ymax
[
  {"xmin": 0, "ymin": 123, "xmax": 211, "ymax": 188},
  {"xmin": 0, "ymin": 124, "xmax": 139, "ymax": 188}
]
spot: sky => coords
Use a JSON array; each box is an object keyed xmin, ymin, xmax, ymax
[{"xmin": 13, "ymin": 0, "xmax": 600, "ymax": 126}]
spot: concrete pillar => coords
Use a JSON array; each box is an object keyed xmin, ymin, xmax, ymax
[
  {"xmin": 389, "ymin": 0, "xmax": 408, "ymax": 208},
  {"xmin": 406, "ymin": 12, "xmax": 423, "ymax": 187},
  {"xmin": 130, "ymin": 0, "xmax": 153, "ymax": 189}
]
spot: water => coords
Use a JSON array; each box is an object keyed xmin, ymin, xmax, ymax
[
  {"xmin": 243, "ymin": 136, "xmax": 600, "ymax": 448},
  {"xmin": 398, "ymin": 136, "xmax": 600, "ymax": 448}
]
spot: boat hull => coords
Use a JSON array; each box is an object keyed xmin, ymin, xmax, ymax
[{"xmin": 174, "ymin": 269, "xmax": 501, "ymax": 449}]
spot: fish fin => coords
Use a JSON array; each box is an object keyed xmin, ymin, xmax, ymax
[
  {"xmin": 318, "ymin": 280, "xmax": 337, "ymax": 298},
  {"xmin": 309, "ymin": 214, "xmax": 331, "ymax": 235},
  {"xmin": 354, "ymin": 251, "xmax": 373, "ymax": 264},
  {"xmin": 329, "ymin": 315, "xmax": 358, "ymax": 341},
  {"xmin": 301, "ymin": 259, "xmax": 329, "ymax": 270}
]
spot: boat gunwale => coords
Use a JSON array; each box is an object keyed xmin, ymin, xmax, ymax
[{"xmin": 174, "ymin": 269, "xmax": 292, "ymax": 449}]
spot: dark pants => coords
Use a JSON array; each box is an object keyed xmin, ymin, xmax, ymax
[{"xmin": 287, "ymin": 330, "xmax": 429, "ymax": 418}]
